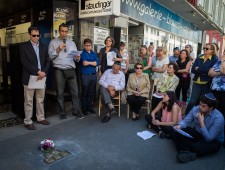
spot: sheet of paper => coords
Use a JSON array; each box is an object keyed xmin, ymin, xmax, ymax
[
  {"xmin": 137, "ymin": 130, "xmax": 156, "ymax": 140},
  {"xmin": 67, "ymin": 51, "xmax": 82, "ymax": 58},
  {"xmin": 173, "ymin": 127, "xmax": 193, "ymax": 138},
  {"xmin": 107, "ymin": 51, "xmax": 117, "ymax": 66},
  {"xmin": 153, "ymin": 93, "xmax": 164, "ymax": 98},
  {"xmin": 28, "ymin": 76, "xmax": 46, "ymax": 89}
]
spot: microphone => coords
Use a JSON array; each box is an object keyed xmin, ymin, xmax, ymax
[{"xmin": 63, "ymin": 39, "xmax": 66, "ymax": 52}]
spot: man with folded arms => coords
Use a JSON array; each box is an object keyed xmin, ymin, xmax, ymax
[
  {"xmin": 20, "ymin": 26, "xmax": 50, "ymax": 130},
  {"xmin": 99, "ymin": 61, "xmax": 125, "ymax": 123},
  {"xmin": 172, "ymin": 93, "xmax": 224, "ymax": 163}
]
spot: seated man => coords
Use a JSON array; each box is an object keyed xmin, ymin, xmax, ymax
[
  {"xmin": 172, "ymin": 93, "xmax": 224, "ymax": 163},
  {"xmin": 99, "ymin": 61, "xmax": 125, "ymax": 123}
]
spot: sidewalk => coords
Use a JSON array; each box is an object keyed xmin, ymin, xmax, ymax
[{"xmin": 0, "ymin": 110, "xmax": 224, "ymax": 170}]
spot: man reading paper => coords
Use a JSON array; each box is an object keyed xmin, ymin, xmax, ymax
[
  {"xmin": 20, "ymin": 26, "xmax": 50, "ymax": 130},
  {"xmin": 171, "ymin": 93, "xmax": 224, "ymax": 163}
]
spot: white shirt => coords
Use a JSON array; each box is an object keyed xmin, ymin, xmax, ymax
[{"xmin": 99, "ymin": 69, "xmax": 125, "ymax": 91}]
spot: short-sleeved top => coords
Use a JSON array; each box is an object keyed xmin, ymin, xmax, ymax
[
  {"xmin": 176, "ymin": 59, "xmax": 190, "ymax": 79},
  {"xmin": 152, "ymin": 57, "xmax": 169, "ymax": 80}
]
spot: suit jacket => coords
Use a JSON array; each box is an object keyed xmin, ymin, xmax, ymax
[
  {"xmin": 126, "ymin": 73, "xmax": 150, "ymax": 98},
  {"xmin": 20, "ymin": 41, "xmax": 50, "ymax": 85}
]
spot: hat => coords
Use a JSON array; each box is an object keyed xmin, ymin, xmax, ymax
[{"xmin": 205, "ymin": 93, "xmax": 216, "ymax": 100}]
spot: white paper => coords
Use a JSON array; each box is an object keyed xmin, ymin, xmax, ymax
[
  {"xmin": 67, "ymin": 51, "xmax": 82, "ymax": 58},
  {"xmin": 173, "ymin": 127, "xmax": 193, "ymax": 138},
  {"xmin": 153, "ymin": 93, "xmax": 164, "ymax": 98},
  {"xmin": 28, "ymin": 76, "xmax": 46, "ymax": 89},
  {"xmin": 107, "ymin": 51, "xmax": 117, "ymax": 66},
  {"xmin": 137, "ymin": 130, "xmax": 156, "ymax": 140}
]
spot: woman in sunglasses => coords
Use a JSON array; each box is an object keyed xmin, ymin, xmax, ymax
[
  {"xmin": 185, "ymin": 43, "xmax": 218, "ymax": 115},
  {"xmin": 145, "ymin": 91, "xmax": 182, "ymax": 138},
  {"xmin": 127, "ymin": 63, "xmax": 150, "ymax": 120}
]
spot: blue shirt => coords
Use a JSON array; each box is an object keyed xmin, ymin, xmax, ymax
[
  {"xmin": 169, "ymin": 55, "xmax": 178, "ymax": 63},
  {"xmin": 179, "ymin": 106, "xmax": 224, "ymax": 143},
  {"xmin": 31, "ymin": 41, "xmax": 41, "ymax": 70},
  {"xmin": 80, "ymin": 49, "xmax": 99, "ymax": 75}
]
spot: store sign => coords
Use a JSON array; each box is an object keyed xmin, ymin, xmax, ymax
[
  {"xmin": 79, "ymin": 0, "xmax": 120, "ymax": 18},
  {"xmin": 94, "ymin": 27, "xmax": 109, "ymax": 45},
  {"xmin": 121, "ymin": 0, "xmax": 201, "ymax": 42}
]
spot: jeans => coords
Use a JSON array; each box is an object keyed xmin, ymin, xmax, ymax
[
  {"xmin": 185, "ymin": 82, "xmax": 211, "ymax": 115},
  {"xmin": 54, "ymin": 69, "xmax": 80, "ymax": 115},
  {"xmin": 81, "ymin": 74, "xmax": 97, "ymax": 112}
]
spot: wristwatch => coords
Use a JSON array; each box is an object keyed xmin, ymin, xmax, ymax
[{"xmin": 221, "ymin": 60, "xmax": 225, "ymax": 62}]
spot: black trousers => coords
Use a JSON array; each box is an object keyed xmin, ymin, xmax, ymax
[
  {"xmin": 171, "ymin": 127, "xmax": 221, "ymax": 156},
  {"xmin": 145, "ymin": 114, "xmax": 174, "ymax": 134},
  {"xmin": 175, "ymin": 77, "xmax": 190, "ymax": 102},
  {"xmin": 127, "ymin": 95, "xmax": 147, "ymax": 114},
  {"xmin": 151, "ymin": 96, "xmax": 163, "ymax": 111}
]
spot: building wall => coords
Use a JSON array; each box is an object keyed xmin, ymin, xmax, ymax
[{"xmin": 205, "ymin": 30, "xmax": 223, "ymax": 56}]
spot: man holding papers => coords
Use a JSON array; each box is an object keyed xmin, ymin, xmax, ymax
[
  {"xmin": 171, "ymin": 93, "xmax": 224, "ymax": 163},
  {"xmin": 20, "ymin": 26, "xmax": 50, "ymax": 130},
  {"xmin": 48, "ymin": 23, "xmax": 83, "ymax": 120}
]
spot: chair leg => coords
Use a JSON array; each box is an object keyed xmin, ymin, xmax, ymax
[
  {"xmin": 127, "ymin": 104, "xmax": 130, "ymax": 119},
  {"xmin": 118, "ymin": 100, "xmax": 120, "ymax": 117}
]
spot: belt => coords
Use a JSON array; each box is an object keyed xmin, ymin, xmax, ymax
[{"xmin": 54, "ymin": 67, "xmax": 74, "ymax": 71}]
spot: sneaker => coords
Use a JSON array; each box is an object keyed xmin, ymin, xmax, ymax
[
  {"xmin": 177, "ymin": 151, "xmax": 197, "ymax": 163},
  {"xmin": 73, "ymin": 112, "xmax": 84, "ymax": 119}
]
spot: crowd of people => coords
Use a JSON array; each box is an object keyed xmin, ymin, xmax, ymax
[{"xmin": 19, "ymin": 23, "xmax": 224, "ymax": 164}]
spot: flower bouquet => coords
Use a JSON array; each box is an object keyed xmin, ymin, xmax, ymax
[{"xmin": 40, "ymin": 139, "xmax": 55, "ymax": 152}]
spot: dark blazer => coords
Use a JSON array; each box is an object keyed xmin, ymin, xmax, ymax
[{"xmin": 20, "ymin": 41, "xmax": 50, "ymax": 85}]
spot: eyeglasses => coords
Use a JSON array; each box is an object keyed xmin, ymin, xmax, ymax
[
  {"xmin": 203, "ymin": 47, "xmax": 211, "ymax": 51},
  {"xmin": 31, "ymin": 34, "xmax": 40, "ymax": 37},
  {"xmin": 136, "ymin": 67, "xmax": 143, "ymax": 70},
  {"xmin": 156, "ymin": 49, "xmax": 162, "ymax": 52},
  {"xmin": 185, "ymin": 46, "xmax": 190, "ymax": 48}
]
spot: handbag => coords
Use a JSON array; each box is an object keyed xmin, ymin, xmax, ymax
[{"xmin": 63, "ymin": 69, "xmax": 76, "ymax": 79}]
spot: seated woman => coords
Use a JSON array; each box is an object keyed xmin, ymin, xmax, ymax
[
  {"xmin": 151, "ymin": 62, "xmax": 179, "ymax": 111},
  {"xmin": 145, "ymin": 91, "xmax": 182, "ymax": 138},
  {"xmin": 127, "ymin": 63, "xmax": 150, "ymax": 121}
]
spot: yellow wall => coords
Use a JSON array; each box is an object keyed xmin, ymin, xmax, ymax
[{"xmin": 0, "ymin": 22, "xmax": 31, "ymax": 46}]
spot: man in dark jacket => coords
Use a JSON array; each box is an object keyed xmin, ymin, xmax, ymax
[{"xmin": 20, "ymin": 26, "xmax": 50, "ymax": 130}]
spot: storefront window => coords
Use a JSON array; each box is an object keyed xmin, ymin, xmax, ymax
[{"xmin": 53, "ymin": 6, "xmax": 74, "ymax": 40}]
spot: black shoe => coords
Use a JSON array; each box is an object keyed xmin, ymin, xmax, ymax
[
  {"xmin": 60, "ymin": 114, "xmax": 67, "ymax": 120},
  {"xmin": 102, "ymin": 115, "xmax": 111, "ymax": 123},
  {"xmin": 73, "ymin": 112, "xmax": 84, "ymax": 119},
  {"xmin": 87, "ymin": 109, "xmax": 96, "ymax": 116},
  {"xmin": 177, "ymin": 151, "xmax": 197, "ymax": 163},
  {"xmin": 109, "ymin": 108, "xmax": 117, "ymax": 115}
]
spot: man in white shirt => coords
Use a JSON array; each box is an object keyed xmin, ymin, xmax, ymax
[{"xmin": 99, "ymin": 61, "xmax": 125, "ymax": 123}]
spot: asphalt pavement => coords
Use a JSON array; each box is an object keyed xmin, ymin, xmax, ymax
[{"xmin": 0, "ymin": 109, "xmax": 224, "ymax": 170}]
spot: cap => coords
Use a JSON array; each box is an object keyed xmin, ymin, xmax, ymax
[
  {"xmin": 205, "ymin": 93, "xmax": 216, "ymax": 100},
  {"xmin": 173, "ymin": 47, "xmax": 179, "ymax": 51}
]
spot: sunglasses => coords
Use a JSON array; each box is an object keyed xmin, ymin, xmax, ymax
[
  {"xmin": 203, "ymin": 47, "xmax": 211, "ymax": 51},
  {"xmin": 31, "ymin": 34, "xmax": 40, "ymax": 37},
  {"xmin": 136, "ymin": 67, "xmax": 143, "ymax": 70}
]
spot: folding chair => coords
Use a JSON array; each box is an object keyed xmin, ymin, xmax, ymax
[
  {"xmin": 126, "ymin": 79, "xmax": 157, "ymax": 119},
  {"xmin": 98, "ymin": 91, "xmax": 121, "ymax": 117}
]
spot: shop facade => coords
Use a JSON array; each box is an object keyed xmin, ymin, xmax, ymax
[{"xmin": 78, "ymin": 0, "xmax": 202, "ymax": 63}]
